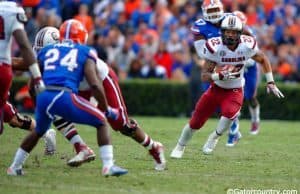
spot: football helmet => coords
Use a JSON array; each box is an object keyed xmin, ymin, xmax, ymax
[
  {"xmin": 33, "ymin": 26, "xmax": 60, "ymax": 53},
  {"xmin": 201, "ymin": 0, "xmax": 224, "ymax": 24},
  {"xmin": 233, "ymin": 10, "xmax": 247, "ymax": 25},
  {"xmin": 59, "ymin": 19, "xmax": 88, "ymax": 44},
  {"xmin": 221, "ymin": 15, "xmax": 243, "ymax": 46}
]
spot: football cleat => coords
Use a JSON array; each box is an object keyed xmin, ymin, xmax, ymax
[
  {"xmin": 250, "ymin": 122, "xmax": 260, "ymax": 135},
  {"xmin": 149, "ymin": 142, "xmax": 166, "ymax": 171},
  {"xmin": 170, "ymin": 143, "xmax": 185, "ymax": 159},
  {"xmin": 7, "ymin": 167, "xmax": 24, "ymax": 176},
  {"xmin": 226, "ymin": 131, "xmax": 242, "ymax": 147},
  {"xmin": 67, "ymin": 144, "xmax": 96, "ymax": 167},
  {"xmin": 44, "ymin": 129, "xmax": 56, "ymax": 155},
  {"xmin": 102, "ymin": 165, "xmax": 128, "ymax": 177},
  {"xmin": 202, "ymin": 132, "xmax": 219, "ymax": 154}
]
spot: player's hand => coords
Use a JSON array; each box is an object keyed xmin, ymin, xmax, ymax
[
  {"xmin": 33, "ymin": 77, "xmax": 46, "ymax": 94},
  {"xmin": 105, "ymin": 107, "xmax": 119, "ymax": 120},
  {"xmin": 266, "ymin": 82, "xmax": 284, "ymax": 98},
  {"xmin": 219, "ymin": 71, "xmax": 240, "ymax": 80}
]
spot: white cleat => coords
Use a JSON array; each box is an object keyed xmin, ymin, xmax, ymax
[
  {"xmin": 149, "ymin": 142, "xmax": 166, "ymax": 171},
  {"xmin": 67, "ymin": 145, "xmax": 96, "ymax": 167},
  {"xmin": 202, "ymin": 133, "xmax": 219, "ymax": 155},
  {"xmin": 44, "ymin": 129, "xmax": 56, "ymax": 155},
  {"xmin": 170, "ymin": 144, "xmax": 185, "ymax": 159},
  {"xmin": 7, "ymin": 167, "xmax": 24, "ymax": 176},
  {"xmin": 102, "ymin": 165, "xmax": 128, "ymax": 177}
]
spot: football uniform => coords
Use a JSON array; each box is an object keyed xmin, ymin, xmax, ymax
[
  {"xmin": 0, "ymin": 1, "xmax": 26, "ymax": 107},
  {"xmin": 35, "ymin": 41, "xmax": 106, "ymax": 136},
  {"xmin": 79, "ymin": 58, "xmax": 129, "ymax": 131},
  {"xmin": 190, "ymin": 35, "xmax": 258, "ymax": 129}
]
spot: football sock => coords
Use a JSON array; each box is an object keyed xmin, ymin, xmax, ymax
[
  {"xmin": 99, "ymin": 145, "xmax": 114, "ymax": 168},
  {"xmin": 10, "ymin": 148, "xmax": 29, "ymax": 169},
  {"xmin": 141, "ymin": 135, "xmax": 154, "ymax": 150},
  {"xmin": 229, "ymin": 118, "xmax": 239, "ymax": 135},
  {"xmin": 249, "ymin": 105, "xmax": 260, "ymax": 123},
  {"xmin": 178, "ymin": 124, "xmax": 195, "ymax": 146},
  {"xmin": 216, "ymin": 116, "xmax": 232, "ymax": 135}
]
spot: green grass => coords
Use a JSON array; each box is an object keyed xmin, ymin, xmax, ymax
[{"xmin": 0, "ymin": 117, "xmax": 299, "ymax": 194}]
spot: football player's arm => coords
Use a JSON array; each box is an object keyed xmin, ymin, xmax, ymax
[
  {"xmin": 12, "ymin": 57, "xmax": 28, "ymax": 71},
  {"xmin": 252, "ymin": 51, "xmax": 284, "ymax": 98},
  {"xmin": 201, "ymin": 60, "xmax": 217, "ymax": 81},
  {"xmin": 84, "ymin": 58, "xmax": 109, "ymax": 112},
  {"xmin": 13, "ymin": 29, "xmax": 45, "ymax": 92}
]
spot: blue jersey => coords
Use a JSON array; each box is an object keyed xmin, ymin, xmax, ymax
[
  {"xmin": 191, "ymin": 18, "xmax": 221, "ymax": 39},
  {"xmin": 37, "ymin": 41, "xmax": 96, "ymax": 93}
]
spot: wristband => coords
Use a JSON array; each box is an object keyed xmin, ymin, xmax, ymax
[
  {"xmin": 265, "ymin": 72, "xmax": 274, "ymax": 83},
  {"xmin": 211, "ymin": 73, "xmax": 220, "ymax": 81},
  {"xmin": 29, "ymin": 63, "xmax": 42, "ymax": 79}
]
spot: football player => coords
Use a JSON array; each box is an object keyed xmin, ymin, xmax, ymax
[
  {"xmin": 7, "ymin": 19, "xmax": 128, "ymax": 176},
  {"xmin": 0, "ymin": 1, "xmax": 44, "ymax": 134},
  {"xmin": 14, "ymin": 26, "xmax": 166, "ymax": 171},
  {"xmin": 171, "ymin": 15, "xmax": 283, "ymax": 157}
]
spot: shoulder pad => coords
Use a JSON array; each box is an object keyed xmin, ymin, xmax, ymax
[
  {"xmin": 240, "ymin": 35, "xmax": 257, "ymax": 49},
  {"xmin": 16, "ymin": 13, "xmax": 28, "ymax": 23},
  {"xmin": 205, "ymin": 37, "xmax": 222, "ymax": 54}
]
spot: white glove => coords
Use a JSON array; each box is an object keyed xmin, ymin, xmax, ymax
[
  {"xmin": 33, "ymin": 77, "xmax": 46, "ymax": 94},
  {"xmin": 212, "ymin": 71, "xmax": 240, "ymax": 81},
  {"xmin": 266, "ymin": 82, "xmax": 284, "ymax": 98}
]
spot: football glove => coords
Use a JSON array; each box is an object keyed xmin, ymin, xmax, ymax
[
  {"xmin": 33, "ymin": 77, "xmax": 46, "ymax": 94},
  {"xmin": 212, "ymin": 71, "xmax": 240, "ymax": 81},
  {"xmin": 266, "ymin": 82, "xmax": 284, "ymax": 98}
]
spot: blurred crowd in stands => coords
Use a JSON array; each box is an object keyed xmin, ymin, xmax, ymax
[{"xmin": 14, "ymin": 0, "xmax": 300, "ymax": 84}]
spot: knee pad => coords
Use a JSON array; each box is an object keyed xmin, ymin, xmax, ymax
[
  {"xmin": 53, "ymin": 117, "xmax": 74, "ymax": 132},
  {"xmin": 9, "ymin": 113, "xmax": 32, "ymax": 130},
  {"xmin": 120, "ymin": 118, "xmax": 138, "ymax": 137}
]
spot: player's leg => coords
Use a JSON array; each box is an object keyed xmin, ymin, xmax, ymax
[
  {"xmin": 2, "ymin": 101, "xmax": 57, "ymax": 155},
  {"xmin": 102, "ymin": 69, "xmax": 166, "ymax": 170},
  {"xmin": 226, "ymin": 113, "xmax": 242, "ymax": 147},
  {"xmin": 244, "ymin": 64, "xmax": 260, "ymax": 135},
  {"xmin": 203, "ymin": 87, "xmax": 243, "ymax": 154},
  {"xmin": 7, "ymin": 92, "xmax": 53, "ymax": 175},
  {"xmin": 171, "ymin": 86, "xmax": 219, "ymax": 158},
  {"xmin": 52, "ymin": 117, "xmax": 96, "ymax": 159},
  {"xmin": 0, "ymin": 65, "xmax": 13, "ymax": 134},
  {"xmin": 57, "ymin": 92, "xmax": 127, "ymax": 176}
]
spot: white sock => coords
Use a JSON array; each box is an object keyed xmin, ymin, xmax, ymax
[
  {"xmin": 10, "ymin": 148, "xmax": 29, "ymax": 169},
  {"xmin": 178, "ymin": 124, "xmax": 195, "ymax": 146},
  {"xmin": 99, "ymin": 145, "xmax": 114, "ymax": 168},
  {"xmin": 216, "ymin": 116, "xmax": 232, "ymax": 135},
  {"xmin": 70, "ymin": 135, "xmax": 84, "ymax": 145},
  {"xmin": 141, "ymin": 135, "xmax": 154, "ymax": 150},
  {"xmin": 249, "ymin": 105, "xmax": 260, "ymax": 123}
]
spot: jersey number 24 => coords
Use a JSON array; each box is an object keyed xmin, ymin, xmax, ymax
[{"xmin": 44, "ymin": 48, "xmax": 78, "ymax": 71}]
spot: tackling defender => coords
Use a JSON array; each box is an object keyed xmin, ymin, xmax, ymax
[
  {"xmin": 27, "ymin": 26, "xmax": 166, "ymax": 171},
  {"xmin": 7, "ymin": 19, "xmax": 128, "ymax": 176},
  {"xmin": 170, "ymin": 15, "xmax": 283, "ymax": 157}
]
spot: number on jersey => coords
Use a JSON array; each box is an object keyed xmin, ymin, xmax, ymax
[{"xmin": 44, "ymin": 48, "xmax": 78, "ymax": 71}]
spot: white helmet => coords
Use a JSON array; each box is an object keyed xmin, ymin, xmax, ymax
[
  {"xmin": 221, "ymin": 15, "xmax": 243, "ymax": 45},
  {"xmin": 201, "ymin": 0, "xmax": 224, "ymax": 24},
  {"xmin": 33, "ymin": 26, "xmax": 60, "ymax": 53}
]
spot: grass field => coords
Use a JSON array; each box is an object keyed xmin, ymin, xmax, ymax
[{"xmin": 0, "ymin": 117, "xmax": 299, "ymax": 194}]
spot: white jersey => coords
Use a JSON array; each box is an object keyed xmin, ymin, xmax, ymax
[
  {"xmin": 194, "ymin": 35, "xmax": 259, "ymax": 89},
  {"xmin": 0, "ymin": 1, "xmax": 25, "ymax": 65},
  {"xmin": 79, "ymin": 58, "xmax": 109, "ymax": 91}
]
